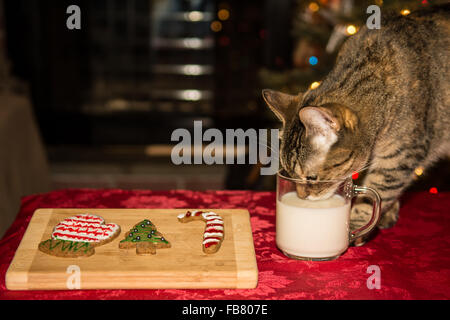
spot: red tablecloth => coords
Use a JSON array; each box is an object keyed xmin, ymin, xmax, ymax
[{"xmin": 0, "ymin": 189, "xmax": 449, "ymax": 300}]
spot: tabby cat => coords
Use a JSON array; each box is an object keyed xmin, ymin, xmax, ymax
[{"xmin": 263, "ymin": 5, "xmax": 449, "ymax": 236}]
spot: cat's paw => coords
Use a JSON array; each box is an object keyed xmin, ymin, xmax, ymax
[
  {"xmin": 378, "ymin": 200, "xmax": 399, "ymax": 229},
  {"xmin": 350, "ymin": 203, "xmax": 372, "ymax": 229}
]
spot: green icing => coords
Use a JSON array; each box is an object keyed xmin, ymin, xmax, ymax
[
  {"xmin": 42, "ymin": 239, "xmax": 92, "ymax": 253},
  {"xmin": 120, "ymin": 219, "xmax": 169, "ymax": 244}
]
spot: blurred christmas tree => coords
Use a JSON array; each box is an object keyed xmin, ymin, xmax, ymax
[{"xmin": 260, "ymin": 0, "xmax": 447, "ymax": 95}]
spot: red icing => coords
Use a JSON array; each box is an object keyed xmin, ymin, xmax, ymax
[
  {"xmin": 60, "ymin": 220, "xmax": 105, "ymax": 226},
  {"xmin": 57, "ymin": 223, "xmax": 114, "ymax": 231},
  {"xmin": 204, "ymin": 235, "xmax": 221, "ymax": 248},
  {"xmin": 54, "ymin": 227, "xmax": 110, "ymax": 237},
  {"xmin": 205, "ymin": 223, "xmax": 223, "ymax": 228},
  {"xmin": 204, "ymin": 241, "xmax": 219, "ymax": 248},
  {"xmin": 52, "ymin": 232, "xmax": 101, "ymax": 242},
  {"xmin": 59, "ymin": 220, "xmax": 114, "ymax": 229},
  {"xmin": 52, "ymin": 214, "xmax": 118, "ymax": 242}
]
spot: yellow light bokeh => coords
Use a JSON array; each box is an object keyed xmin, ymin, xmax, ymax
[
  {"xmin": 401, "ymin": 9, "xmax": 411, "ymax": 16},
  {"xmin": 210, "ymin": 20, "xmax": 222, "ymax": 32},
  {"xmin": 414, "ymin": 166, "xmax": 424, "ymax": 176},
  {"xmin": 308, "ymin": 2, "xmax": 319, "ymax": 12},
  {"xmin": 218, "ymin": 9, "xmax": 230, "ymax": 21},
  {"xmin": 346, "ymin": 25, "xmax": 357, "ymax": 35},
  {"xmin": 310, "ymin": 81, "xmax": 320, "ymax": 90}
]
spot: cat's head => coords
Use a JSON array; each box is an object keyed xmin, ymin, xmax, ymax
[{"xmin": 262, "ymin": 89, "xmax": 370, "ymax": 199}]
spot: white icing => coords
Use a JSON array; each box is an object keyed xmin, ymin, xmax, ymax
[
  {"xmin": 203, "ymin": 232, "xmax": 223, "ymax": 238},
  {"xmin": 203, "ymin": 238, "xmax": 220, "ymax": 245},
  {"xmin": 206, "ymin": 219, "xmax": 223, "ymax": 224},
  {"xmin": 201, "ymin": 212, "xmax": 219, "ymax": 217},
  {"xmin": 204, "ymin": 215, "xmax": 222, "ymax": 221}
]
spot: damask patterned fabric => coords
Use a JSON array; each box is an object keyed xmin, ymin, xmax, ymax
[{"xmin": 0, "ymin": 189, "xmax": 449, "ymax": 299}]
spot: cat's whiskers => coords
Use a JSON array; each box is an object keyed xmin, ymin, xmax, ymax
[
  {"xmin": 351, "ymin": 159, "xmax": 380, "ymax": 176},
  {"xmin": 257, "ymin": 141, "xmax": 280, "ymax": 162}
]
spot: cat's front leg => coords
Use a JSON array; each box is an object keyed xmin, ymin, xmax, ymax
[
  {"xmin": 350, "ymin": 168, "xmax": 412, "ymax": 245},
  {"xmin": 350, "ymin": 199, "xmax": 400, "ymax": 246},
  {"xmin": 350, "ymin": 197, "xmax": 400, "ymax": 230},
  {"xmin": 378, "ymin": 200, "xmax": 400, "ymax": 228},
  {"xmin": 349, "ymin": 202, "xmax": 377, "ymax": 246}
]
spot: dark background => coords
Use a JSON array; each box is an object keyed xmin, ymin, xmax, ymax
[
  {"xmin": 4, "ymin": 0, "xmax": 290, "ymax": 145},
  {"xmin": 2, "ymin": 0, "xmax": 449, "ymax": 192}
]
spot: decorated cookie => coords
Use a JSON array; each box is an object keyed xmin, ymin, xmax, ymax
[
  {"xmin": 39, "ymin": 239, "xmax": 95, "ymax": 257},
  {"xmin": 178, "ymin": 210, "xmax": 224, "ymax": 254},
  {"xmin": 119, "ymin": 219, "xmax": 171, "ymax": 255},
  {"xmin": 51, "ymin": 214, "xmax": 120, "ymax": 245},
  {"xmin": 38, "ymin": 214, "xmax": 121, "ymax": 258}
]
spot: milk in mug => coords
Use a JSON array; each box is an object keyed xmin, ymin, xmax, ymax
[{"xmin": 276, "ymin": 191, "xmax": 351, "ymax": 259}]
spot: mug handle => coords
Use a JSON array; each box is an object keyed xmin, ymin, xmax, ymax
[{"xmin": 349, "ymin": 185, "xmax": 382, "ymax": 243}]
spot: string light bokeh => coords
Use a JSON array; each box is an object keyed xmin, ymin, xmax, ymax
[
  {"xmin": 310, "ymin": 81, "xmax": 320, "ymax": 90},
  {"xmin": 218, "ymin": 9, "xmax": 230, "ymax": 21},
  {"xmin": 346, "ymin": 25, "xmax": 357, "ymax": 36},
  {"xmin": 210, "ymin": 21, "xmax": 222, "ymax": 32},
  {"xmin": 401, "ymin": 9, "xmax": 411, "ymax": 15}
]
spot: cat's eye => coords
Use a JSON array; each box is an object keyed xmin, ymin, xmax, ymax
[{"xmin": 306, "ymin": 175, "xmax": 318, "ymax": 181}]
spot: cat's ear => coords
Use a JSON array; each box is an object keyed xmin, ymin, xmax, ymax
[
  {"xmin": 298, "ymin": 106, "xmax": 339, "ymax": 149},
  {"xmin": 262, "ymin": 89, "xmax": 298, "ymax": 126}
]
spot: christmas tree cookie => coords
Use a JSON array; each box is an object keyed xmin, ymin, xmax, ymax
[{"xmin": 119, "ymin": 219, "xmax": 171, "ymax": 255}]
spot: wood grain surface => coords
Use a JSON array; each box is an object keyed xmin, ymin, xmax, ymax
[{"xmin": 6, "ymin": 208, "xmax": 258, "ymax": 290}]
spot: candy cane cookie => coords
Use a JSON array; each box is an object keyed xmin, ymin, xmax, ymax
[{"xmin": 178, "ymin": 210, "xmax": 224, "ymax": 254}]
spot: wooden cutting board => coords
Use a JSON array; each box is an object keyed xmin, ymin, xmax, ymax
[{"xmin": 6, "ymin": 208, "xmax": 258, "ymax": 290}]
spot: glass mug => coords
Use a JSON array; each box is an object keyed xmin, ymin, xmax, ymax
[{"xmin": 276, "ymin": 170, "xmax": 381, "ymax": 261}]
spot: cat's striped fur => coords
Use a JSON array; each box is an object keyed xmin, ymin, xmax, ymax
[{"xmin": 263, "ymin": 5, "xmax": 449, "ymax": 234}]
